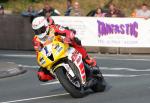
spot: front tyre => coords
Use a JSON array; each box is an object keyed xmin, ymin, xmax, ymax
[{"xmin": 55, "ymin": 66, "xmax": 85, "ymax": 98}]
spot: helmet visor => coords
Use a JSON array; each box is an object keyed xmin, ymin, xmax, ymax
[{"xmin": 34, "ymin": 26, "xmax": 46, "ymax": 35}]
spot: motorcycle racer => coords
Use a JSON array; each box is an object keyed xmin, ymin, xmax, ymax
[{"xmin": 32, "ymin": 16, "xmax": 99, "ymax": 82}]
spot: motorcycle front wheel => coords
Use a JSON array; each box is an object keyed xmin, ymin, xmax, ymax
[{"xmin": 55, "ymin": 64, "xmax": 85, "ymax": 98}]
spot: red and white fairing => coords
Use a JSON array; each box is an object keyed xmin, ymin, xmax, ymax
[{"xmin": 68, "ymin": 47, "xmax": 86, "ymax": 85}]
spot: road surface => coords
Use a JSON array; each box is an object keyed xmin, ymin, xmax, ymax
[{"xmin": 0, "ymin": 50, "xmax": 150, "ymax": 103}]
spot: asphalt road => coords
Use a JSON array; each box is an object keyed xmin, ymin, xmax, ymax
[{"xmin": 0, "ymin": 50, "xmax": 150, "ymax": 103}]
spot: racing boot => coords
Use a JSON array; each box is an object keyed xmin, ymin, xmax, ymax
[
  {"xmin": 84, "ymin": 55, "xmax": 100, "ymax": 75},
  {"xmin": 37, "ymin": 67, "xmax": 55, "ymax": 82}
]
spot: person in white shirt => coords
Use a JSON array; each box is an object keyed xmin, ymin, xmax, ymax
[{"xmin": 136, "ymin": 4, "xmax": 150, "ymax": 19}]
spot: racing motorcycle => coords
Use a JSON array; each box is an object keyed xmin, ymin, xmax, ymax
[{"xmin": 36, "ymin": 35, "xmax": 106, "ymax": 98}]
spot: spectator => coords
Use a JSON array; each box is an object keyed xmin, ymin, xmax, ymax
[
  {"xmin": 38, "ymin": 3, "xmax": 61, "ymax": 17},
  {"xmin": 135, "ymin": 4, "xmax": 150, "ymax": 19},
  {"xmin": 105, "ymin": 3, "xmax": 125, "ymax": 17},
  {"xmin": 94, "ymin": 8, "xmax": 106, "ymax": 17},
  {"xmin": 0, "ymin": 4, "xmax": 4, "ymax": 15},
  {"xmin": 131, "ymin": 9, "xmax": 137, "ymax": 17},
  {"xmin": 64, "ymin": 0, "xmax": 72, "ymax": 16},
  {"xmin": 69, "ymin": 1, "xmax": 82, "ymax": 16},
  {"xmin": 21, "ymin": 5, "xmax": 37, "ymax": 17}
]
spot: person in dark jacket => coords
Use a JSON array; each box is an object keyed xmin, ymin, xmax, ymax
[
  {"xmin": 38, "ymin": 3, "xmax": 61, "ymax": 17},
  {"xmin": 64, "ymin": 0, "xmax": 72, "ymax": 16},
  {"xmin": 105, "ymin": 3, "xmax": 125, "ymax": 17}
]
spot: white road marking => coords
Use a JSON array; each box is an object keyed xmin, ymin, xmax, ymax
[
  {"xmin": 103, "ymin": 74, "xmax": 138, "ymax": 77},
  {"xmin": 7, "ymin": 68, "xmax": 20, "ymax": 73},
  {"xmin": 104, "ymin": 74, "xmax": 150, "ymax": 77},
  {"xmin": 1, "ymin": 93, "xmax": 69, "ymax": 103},
  {"xmin": 18, "ymin": 65, "xmax": 39, "ymax": 69},
  {"xmin": 7, "ymin": 68, "xmax": 18, "ymax": 72},
  {"xmin": 40, "ymin": 81, "xmax": 60, "ymax": 85},
  {"xmin": 100, "ymin": 67, "xmax": 150, "ymax": 72}
]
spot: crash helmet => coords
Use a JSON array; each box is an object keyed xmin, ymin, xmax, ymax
[{"xmin": 32, "ymin": 16, "xmax": 49, "ymax": 39}]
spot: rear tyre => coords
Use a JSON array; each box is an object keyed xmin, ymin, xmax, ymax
[{"xmin": 55, "ymin": 65, "xmax": 85, "ymax": 98}]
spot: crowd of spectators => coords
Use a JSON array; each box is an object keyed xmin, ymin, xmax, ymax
[
  {"xmin": 0, "ymin": 1, "xmax": 150, "ymax": 19},
  {"xmin": 19, "ymin": 1, "xmax": 125, "ymax": 18}
]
